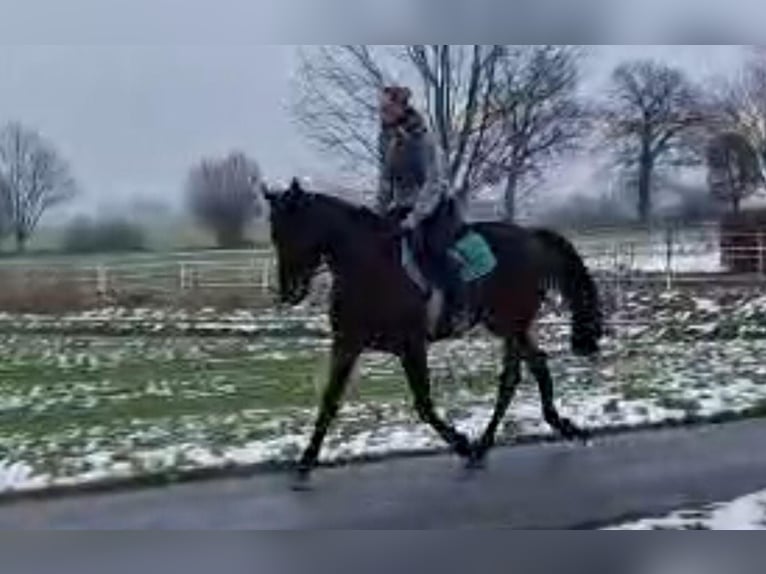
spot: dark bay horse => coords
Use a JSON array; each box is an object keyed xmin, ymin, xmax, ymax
[{"xmin": 264, "ymin": 180, "xmax": 602, "ymax": 486}]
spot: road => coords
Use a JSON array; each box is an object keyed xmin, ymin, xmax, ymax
[{"xmin": 2, "ymin": 419, "xmax": 766, "ymax": 530}]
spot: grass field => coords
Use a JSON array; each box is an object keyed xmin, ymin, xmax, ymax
[{"xmin": 2, "ymin": 285, "xmax": 766, "ymax": 493}]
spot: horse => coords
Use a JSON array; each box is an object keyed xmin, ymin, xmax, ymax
[{"xmin": 263, "ymin": 179, "xmax": 603, "ymax": 487}]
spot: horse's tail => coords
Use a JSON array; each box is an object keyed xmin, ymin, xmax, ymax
[{"xmin": 534, "ymin": 229, "xmax": 603, "ymax": 357}]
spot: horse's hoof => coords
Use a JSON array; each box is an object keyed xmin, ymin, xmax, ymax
[
  {"xmin": 453, "ymin": 435, "xmax": 473, "ymax": 459},
  {"xmin": 558, "ymin": 418, "xmax": 588, "ymax": 443},
  {"xmin": 291, "ymin": 478, "xmax": 313, "ymax": 492},
  {"xmin": 290, "ymin": 469, "xmax": 313, "ymax": 492},
  {"xmin": 462, "ymin": 442, "xmax": 490, "ymax": 471},
  {"xmin": 464, "ymin": 455, "xmax": 487, "ymax": 471}
]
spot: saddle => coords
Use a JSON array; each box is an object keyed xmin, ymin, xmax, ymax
[
  {"xmin": 400, "ymin": 228, "xmax": 496, "ymax": 337},
  {"xmin": 400, "ymin": 228, "xmax": 497, "ymax": 294}
]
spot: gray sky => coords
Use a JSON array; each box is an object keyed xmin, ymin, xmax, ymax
[
  {"xmin": 0, "ymin": 39, "xmax": 747, "ymax": 220},
  {"xmin": 0, "ymin": 45, "xmax": 316, "ymax": 216}
]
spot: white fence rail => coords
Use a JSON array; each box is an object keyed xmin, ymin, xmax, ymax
[
  {"xmin": 1, "ymin": 225, "xmax": 766, "ymax": 311},
  {"xmin": 0, "ymin": 249, "xmax": 280, "ymax": 310}
]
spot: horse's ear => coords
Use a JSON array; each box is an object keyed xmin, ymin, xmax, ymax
[
  {"xmin": 288, "ymin": 178, "xmax": 304, "ymax": 195},
  {"xmin": 260, "ymin": 183, "xmax": 278, "ymax": 203}
]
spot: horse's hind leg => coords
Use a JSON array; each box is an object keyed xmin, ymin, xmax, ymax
[
  {"xmin": 294, "ymin": 339, "xmax": 360, "ymax": 489},
  {"xmin": 470, "ymin": 337, "xmax": 521, "ymax": 466},
  {"xmin": 521, "ymin": 336, "xmax": 588, "ymax": 442},
  {"xmin": 400, "ymin": 341, "xmax": 472, "ymax": 459}
]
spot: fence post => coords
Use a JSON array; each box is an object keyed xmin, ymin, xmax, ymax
[
  {"xmin": 179, "ymin": 263, "xmax": 187, "ymax": 291},
  {"xmin": 96, "ymin": 265, "xmax": 108, "ymax": 303},
  {"xmin": 260, "ymin": 259, "xmax": 271, "ymax": 293},
  {"xmin": 665, "ymin": 226, "xmax": 674, "ymax": 291}
]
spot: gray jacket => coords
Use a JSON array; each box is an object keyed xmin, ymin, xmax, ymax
[{"xmin": 376, "ymin": 116, "xmax": 450, "ymax": 226}]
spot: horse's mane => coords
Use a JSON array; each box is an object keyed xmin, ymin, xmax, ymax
[{"xmin": 309, "ymin": 191, "xmax": 393, "ymax": 232}]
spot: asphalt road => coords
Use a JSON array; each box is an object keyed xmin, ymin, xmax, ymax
[{"xmin": 2, "ymin": 419, "xmax": 766, "ymax": 530}]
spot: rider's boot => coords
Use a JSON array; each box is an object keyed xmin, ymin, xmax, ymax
[{"xmin": 432, "ymin": 253, "xmax": 471, "ymax": 338}]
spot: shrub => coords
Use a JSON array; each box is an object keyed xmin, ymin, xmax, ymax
[{"xmin": 63, "ymin": 216, "xmax": 146, "ymax": 254}]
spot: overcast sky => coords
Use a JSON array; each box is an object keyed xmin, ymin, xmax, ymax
[
  {"xmin": 0, "ymin": 2, "xmax": 751, "ymax": 219},
  {"xmin": 0, "ymin": 45, "xmax": 315, "ymax": 215}
]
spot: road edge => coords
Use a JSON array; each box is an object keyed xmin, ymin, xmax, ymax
[{"xmin": 0, "ymin": 407, "xmax": 764, "ymax": 507}]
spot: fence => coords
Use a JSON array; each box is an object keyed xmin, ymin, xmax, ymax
[
  {"xmin": 574, "ymin": 224, "xmax": 766, "ymax": 286},
  {"xmin": 2, "ymin": 224, "xmax": 766, "ymax": 312},
  {"xmin": 0, "ymin": 250, "xmax": 280, "ymax": 311}
]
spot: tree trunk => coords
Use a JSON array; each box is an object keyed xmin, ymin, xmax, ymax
[
  {"xmin": 732, "ymin": 196, "xmax": 741, "ymax": 215},
  {"xmin": 637, "ymin": 147, "xmax": 653, "ymax": 224},
  {"xmin": 15, "ymin": 230, "xmax": 26, "ymax": 253},
  {"xmin": 503, "ymin": 171, "xmax": 518, "ymax": 223}
]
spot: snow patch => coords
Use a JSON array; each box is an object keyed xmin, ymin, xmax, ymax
[{"xmin": 608, "ymin": 488, "xmax": 766, "ymax": 530}]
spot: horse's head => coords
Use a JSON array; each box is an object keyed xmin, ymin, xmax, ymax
[{"xmin": 263, "ymin": 178, "xmax": 324, "ymax": 305}]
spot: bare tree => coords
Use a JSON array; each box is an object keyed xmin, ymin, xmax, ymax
[
  {"xmin": 0, "ymin": 173, "xmax": 10, "ymax": 241},
  {"xmin": 479, "ymin": 46, "xmax": 588, "ymax": 220},
  {"xmin": 706, "ymin": 51, "xmax": 766, "ymax": 181},
  {"xmin": 293, "ymin": 45, "xmax": 504, "ymax": 203},
  {"xmin": 294, "ymin": 45, "xmax": 589, "ymax": 219},
  {"xmin": 186, "ymin": 151, "xmax": 262, "ymax": 248},
  {"xmin": 707, "ymin": 132, "xmax": 763, "ymax": 214},
  {"xmin": 602, "ymin": 60, "xmax": 706, "ymax": 223},
  {"xmin": 0, "ymin": 122, "xmax": 77, "ymax": 252}
]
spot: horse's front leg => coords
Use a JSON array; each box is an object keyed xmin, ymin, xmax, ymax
[
  {"xmin": 400, "ymin": 340, "xmax": 472, "ymax": 459},
  {"xmin": 470, "ymin": 337, "xmax": 522, "ymax": 466},
  {"xmin": 293, "ymin": 339, "xmax": 361, "ymax": 490}
]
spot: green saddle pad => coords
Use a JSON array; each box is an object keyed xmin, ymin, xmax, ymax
[{"xmin": 450, "ymin": 231, "xmax": 497, "ymax": 282}]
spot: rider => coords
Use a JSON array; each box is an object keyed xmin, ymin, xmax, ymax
[{"xmin": 376, "ymin": 85, "xmax": 469, "ymax": 336}]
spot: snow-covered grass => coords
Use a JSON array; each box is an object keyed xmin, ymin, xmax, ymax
[
  {"xmin": 607, "ymin": 489, "xmax": 766, "ymax": 530},
  {"xmin": 1, "ymin": 284, "xmax": 766, "ymax": 495},
  {"xmin": 0, "ymin": 305, "xmax": 329, "ymax": 337}
]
